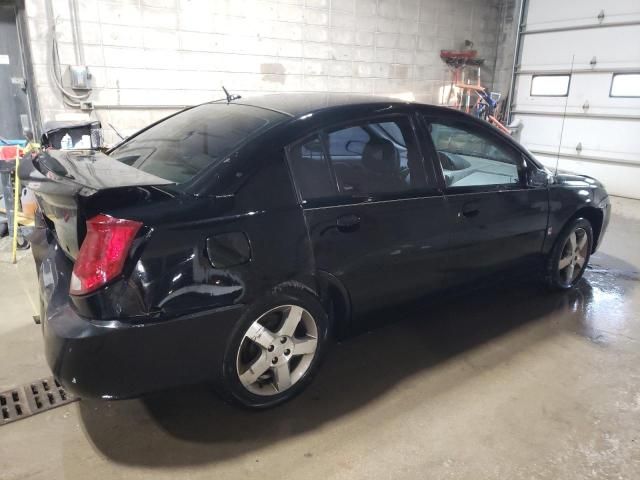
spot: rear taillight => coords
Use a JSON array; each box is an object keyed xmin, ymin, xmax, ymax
[{"xmin": 69, "ymin": 214, "xmax": 142, "ymax": 296}]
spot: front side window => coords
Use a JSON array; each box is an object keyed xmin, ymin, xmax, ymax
[
  {"xmin": 326, "ymin": 117, "xmax": 424, "ymax": 197},
  {"xmin": 428, "ymin": 121, "xmax": 522, "ymax": 189}
]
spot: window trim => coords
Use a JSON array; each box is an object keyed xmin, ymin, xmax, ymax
[
  {"xmin": 285, "ymin": 113, "xmax": 439, "ymax": 207},
  {"xmin": 422, "ymin": 116, "xmax": 528, "ymax": 194},
  {"xmin": 530, "ymin": 74, "xmax": 571, "ymax": 97},
  {"xmin": 609, "ymin": 72, "xmax": 640, "ymax": 98}
]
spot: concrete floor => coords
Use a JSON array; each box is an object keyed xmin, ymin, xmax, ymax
[{"xmin": 1, "ymin": 200, "xmax": 639, "ymax": 480}]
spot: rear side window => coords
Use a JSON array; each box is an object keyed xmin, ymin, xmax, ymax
[
  {"xmin": 326, "ymin": 117, "xmax": 424, "ymax": 197},
  {"xmin": 288, "ymin": 136, "xmax": 337, "ymax": 200},
  {"xmin": 287, "ymin": 116, "xmax": 427, "ymax": 203},
  {"xmin": 110, "ymin": 103, "xmax": 284, "ymax": 184}
]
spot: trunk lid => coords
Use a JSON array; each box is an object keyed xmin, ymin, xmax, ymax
[{"xmin": 19, "ymin": 149, "xmax": 173, "ymax": 259}]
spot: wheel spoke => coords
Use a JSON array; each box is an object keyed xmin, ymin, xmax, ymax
[
  {"xmin": 568, "ymin": 232, "xmax": 577, "ymax": 252},
  {"xmin": 575, "ymin": 255, "xmax": 585, "ymax": 268},
  {"xmin": 245, "ymin": 322, "xmax": 276, "ymax": 349},
  {"xmin": 564, "ymin": 264, "xmax": 575, "ymax": 282},
  {"xmin": 577, "ymin": 233, "xmax": 588, "ymax": 251},
  {"xmin": 273, "ymin": 363, "xmax": 292, "ymax": 392},
  {"xmin": 292, "ymin": 337, "xmax": 317, "ymax": 355},
  {"xmin": 278, "ymin": 306, "xmax": 303, "ymax": 337},
  {"xmin": 558, "ymin": 254, "xmax": 573, "ymax": 270},
  {"xmin": 239, "ymin": 352, "xmax": 270, "ymax": 386}
]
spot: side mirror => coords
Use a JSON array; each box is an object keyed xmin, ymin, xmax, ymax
[{"xmin": 527, "ymin": 167, "xmax": 550, "ymax": 187}]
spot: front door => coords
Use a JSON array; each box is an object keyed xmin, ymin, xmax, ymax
[
  {"xmin": 287, "ymin": 114, "xmax": 451, "ymax": 318},
  {"xmin": 421, "ymin": 116, "xmax": 549, "ymax": 284}
]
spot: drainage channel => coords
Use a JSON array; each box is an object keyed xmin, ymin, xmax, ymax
[{"xmin": 0, "ymin": 376, "xmax": 78, "ymax": 426}]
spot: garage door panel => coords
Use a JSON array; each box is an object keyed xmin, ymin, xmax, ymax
[
  {"xmin": 511, "ymin": 0, "xmax": 639, "ymax": 198},
  {"xmin": 520, "ymin": 26, "xmax": 640, "ymax": 71},
  {"xmin": 516, "ymin": 115, "xmax": 640, "ymax": 163},
  {"xmin": 515, "ymin": 73, "xmax": 640, "ymax": 115},
  {"xmin": 526, "ymin": 0, "xmax": 640, "ymax": 29}
]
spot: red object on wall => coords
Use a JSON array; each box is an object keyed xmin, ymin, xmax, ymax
[
  {"xmin": 0, "ymin": 145, "xmax": 23, "ymax": 161},
  {"xmin": 440, "ymin": 50, "xmax": 478, "ymax": 60}
]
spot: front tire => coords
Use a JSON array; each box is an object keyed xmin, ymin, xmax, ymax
[
  {"xmin": 546, "ymin": 217, "xmax": 593, "ymax": 290},
  {"xmin": 218, "ymin": 288, "xmax": 329, "ymax": 409}
]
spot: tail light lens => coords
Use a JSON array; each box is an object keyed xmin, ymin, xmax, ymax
[{"xmin": 70, "ymin": 214, "xmax": 142, "ymax": 295}]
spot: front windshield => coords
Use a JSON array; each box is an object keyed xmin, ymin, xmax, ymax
[{"xmin": 110, "ymin": 103, "xmax": 285, "ymax": 184}]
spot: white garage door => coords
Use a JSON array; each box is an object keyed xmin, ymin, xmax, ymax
[{"xmin": 510, "ymin": 0, "xmax": 640, "ymax": 199}]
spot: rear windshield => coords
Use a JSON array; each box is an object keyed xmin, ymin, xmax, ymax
[{"xmin": 109, "ymin": 103, "xmax": 285, "ymax": 184}]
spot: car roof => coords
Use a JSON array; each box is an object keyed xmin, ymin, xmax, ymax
[
  {"xmin": 232, "ymin": 93, "xmax": 427, "ymax": 118},
  {"xmin": 228, "ymin": 93, "xmax": 542, "ymax": 170}
]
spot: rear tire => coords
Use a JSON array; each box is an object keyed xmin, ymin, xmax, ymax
[
  {"xmin": 546, "ymin": 217, "xmax": 593, "ymax": 290},
  {"xmin": 217, "ymin": 288, "xmax": 329, "ymax": 409}
]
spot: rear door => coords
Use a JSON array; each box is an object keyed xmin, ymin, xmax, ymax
[
  {"xmin": 287, "ymin": 113, "xmax": 451, "ymax": 318},
  {"xmin": 420, "ymin": 114, "xmax": 549, "ymax": 284}
]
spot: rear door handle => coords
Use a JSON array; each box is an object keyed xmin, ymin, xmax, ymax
[
  {"xmin": 460, "ymin": 202, "xmax": 480, "ymax": 218},
  {"xmin": 336, "ymin": 214, "xmax": 360, "ymax": 232}
]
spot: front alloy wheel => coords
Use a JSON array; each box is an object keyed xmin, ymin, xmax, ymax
[
  {"xmin": 557, "ymin": 227, "xmax": 589, "ymax": 287},
  {"xmin": 236, "ymin": 305, "xmax": 318, "ymax": 396},
  {"xmin": 547, "ymin": 217, "xmax": 593, "ymax": 290}
]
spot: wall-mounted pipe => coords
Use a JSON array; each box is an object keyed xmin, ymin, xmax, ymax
[{"xmin": 68, "ymin": 0, "xmax": 84, "ymax": 65}]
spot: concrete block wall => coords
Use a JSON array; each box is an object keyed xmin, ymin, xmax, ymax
[
  {"xmin": 491, "ymin": 0, "xmax": 521, "ymax": 103},
  {"xmin": 24, "ymin": 0, "xmax": 504, "ymax": 143}
]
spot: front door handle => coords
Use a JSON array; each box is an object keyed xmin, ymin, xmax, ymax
[
  {"xmin": 460, "ymin": 202, "xmax": 480, "ymax": 218},
  {"xmin": 336, "ymin": 214, "xmax": 361, "ymax": 232}
]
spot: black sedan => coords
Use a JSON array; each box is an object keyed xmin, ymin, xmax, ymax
[{"xmin": 20, "ymin": 94, "xmax": 610, "ymax": 408}]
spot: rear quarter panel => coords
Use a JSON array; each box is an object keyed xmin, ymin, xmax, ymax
[{"xmin": 75, "ymin": 136, "xmax": 315, "ymax": 322}]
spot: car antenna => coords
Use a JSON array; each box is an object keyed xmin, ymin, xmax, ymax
[
  {"xmin": 555, "ymin": 54, "xmax": 574, "ymax": 176},
  {"xmin": 108, "ymin": 122, "xmax": 125, "ymax": 140},
  {"xmin": 222, "ymin": 86, "xmax": 241, "ymax": 104}
]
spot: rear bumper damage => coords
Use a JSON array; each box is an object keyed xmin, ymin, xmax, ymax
[
  {"xmin": 38, "ymin": 239, "xmax": 243, "ymax": 400},
  {"xmin": 43, "ymin": 301, "xmax": 243, "ymax": 400}
]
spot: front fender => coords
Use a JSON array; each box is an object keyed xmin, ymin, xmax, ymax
[{"xmin": 544, "ymin": 174, "xmax": 610, "ymax": 254}]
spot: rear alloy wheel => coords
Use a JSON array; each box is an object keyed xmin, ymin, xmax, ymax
[
  {"xmin": 547, "ymin": 218, "xmax": 593, "ymax": 290},
  {"xmin": 236, "ymin": 305, "xmax": 318, "ymax": 396},
  {"xmin": 220, "ymin": 290, "xmax": 329, "ymax": 409}
]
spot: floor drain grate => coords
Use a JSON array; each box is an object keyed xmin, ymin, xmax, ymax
[{"xmin": 0, "ymin": 376, "xmax": 78, "ymax": 426}]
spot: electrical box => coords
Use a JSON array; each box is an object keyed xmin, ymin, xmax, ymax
[{"xmin": 67, "ymin": 65, "xmax": 91, "ymax": 90}]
